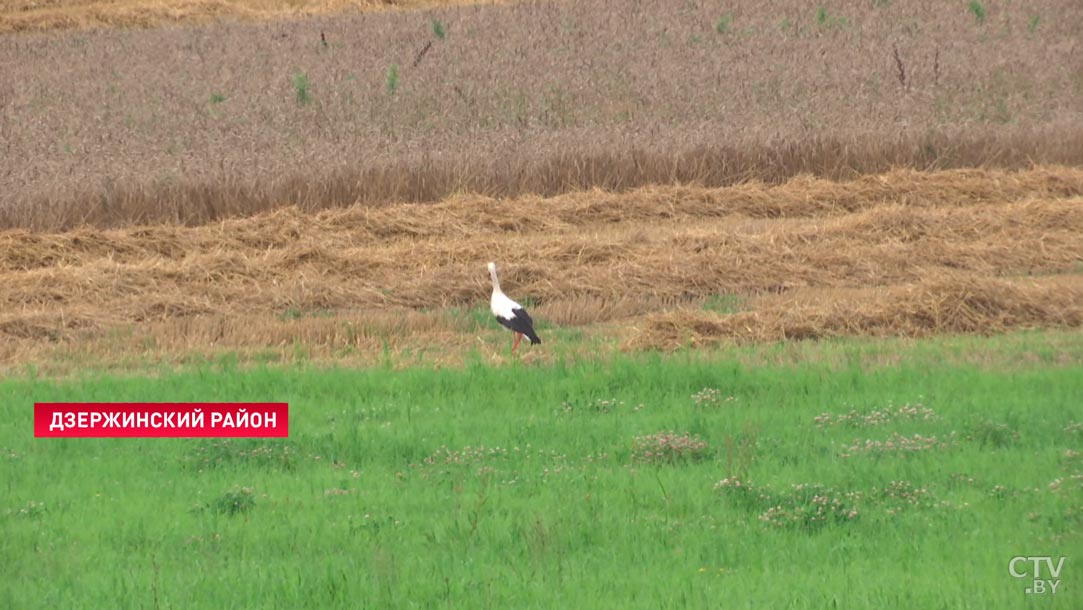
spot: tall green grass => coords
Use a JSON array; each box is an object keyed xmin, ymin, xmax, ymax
[{"xmin": 2, "ymin": 338, "xmax": 1081, "ymax": 608}]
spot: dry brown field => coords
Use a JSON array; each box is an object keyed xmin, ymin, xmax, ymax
[
  {"xmin": 2, "ymin": 0, "xmax": 1082, "ymax": 372},
  {"xmin": 3, "ymin": 0, "xmax": 1082, "ymax": 229},
  {"xmin": 3, "ymin": 166, "xmax": 1083, "ymax": 372}
]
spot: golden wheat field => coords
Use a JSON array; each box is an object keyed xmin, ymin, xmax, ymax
[
  {"xmin": 3, "ymin": 166, "xmax": 1082, "ymax": 373},
  {"xmin": 5, "ymin": 0, "xmax": 1083, "ymax": 230}
]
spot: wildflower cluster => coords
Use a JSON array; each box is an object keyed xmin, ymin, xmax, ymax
[
  {"xmin": 1049, "ymin": 474, "xmax": 1083, "ymax": 492},
  {"xmin": 880, "ymin": 479, "xmax": 929, "ymax": 501},
  {"xmin": 715, "ymin": 476, "xmax": 777, "ymax": 515},
  {"xmin": 559, "ymin": 398, "xmax": 644, "ymax": 414},
  {"xmin": 949, "ymin": 472, "xmax": 977, "ymax": 487},
  {"xmin": 589, "ymin": 399, "xmax": 624, "ymax": 413},
  {"xmin": 691, "ymin": 388, "xmax": 735, "ymax": 408},
  {"xmin": 937, "ymin": 499, "xmax": 972, "ymax": 511},
  {"xmin": 632, "ymin": 431, "xmax": 710, "ymax": 464},
  {"xmin": 715, "ymin": 476, "xmax": 963, "ymax": 531},
  {"xmin": 759, "ymin": 483, "xmax": 860, "ymax": 531},
  {"xmin": 412, "ymin": 444, "xmax": 573, "ymax": 486},
  {"xmin": 541, "ymin": 466, "xmax": 566, "ymax": 479},
  {"xmin": 9, "ymin": 500, "xmax": 46, "ymax": 519},
  {"xmin": 583, "ymin": 451, "xmax": 610, "ymax": 463},
  {"xmin": 422, "ymin": 445, "xmax": 510, "ymax": 465},
  {"xmin": 182, "ymin": 440, "xmax": 295, "ymax": 471},
  {"xmin": 716, "ymin": 478, "xmax": 860, "ymax": 531},
  {"xmin": 840, "ymin": 432, "xmax": 956, "ymax": 458},
  {"xmin": 713, "ymin": 476, "xmax": 766, "ymax": 508},
  {"xmin": 1062, "ymin": 449, "xmax": 1083, "ymax": 467},
  {"xmin": 758, "ymin": 500, "xmax": 858, "ymax": 530},
  {"xmin": 814, "ymin": 403, "xmax": 935, "ymax": 428},
  {"xmin": 878, "ymin": 480, "xmax": 934, "ymax": 513},
  {"xmin": 714, "ymin": 476, "xmax": 750, "ymax": 491}
]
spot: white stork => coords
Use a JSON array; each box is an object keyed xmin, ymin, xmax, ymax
[{"xmin": 488, "ymin": 262, "xmax": 541, "ymax": 353}]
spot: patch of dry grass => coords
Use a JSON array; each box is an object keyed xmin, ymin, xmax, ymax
[
  {"xmin": 630, "ymin": 275, "xmax": 1083, "ymax": 350},
  {"xmin": 1, "ymin": 167, "xmax": 1082, "ymax": 371}
]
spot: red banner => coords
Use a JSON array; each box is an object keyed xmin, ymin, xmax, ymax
[{"xmin": 34, "ymin": 403, "xmax": 289, "ymax": 438}]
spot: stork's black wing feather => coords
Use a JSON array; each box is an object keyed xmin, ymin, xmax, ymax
[{"xmin": 495, "ymin": 308, "xmax": 542, "ymax": 345}]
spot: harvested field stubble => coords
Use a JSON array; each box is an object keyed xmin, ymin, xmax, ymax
[
  {"xmin": 2, "ymin": 0, "xmax": 1083, "ymax": 229},
  {"xmin": 1, "ymin": 167, "xmax": 1082, "ymax": 369},
  {"xmin": 631, "ymin": 276, "xmax": 1083, "ymax": 350}
]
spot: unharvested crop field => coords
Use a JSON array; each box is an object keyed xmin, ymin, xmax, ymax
[{"xmin": 3, "ymin": 0, "xmax": 1082, "ymax": 229}]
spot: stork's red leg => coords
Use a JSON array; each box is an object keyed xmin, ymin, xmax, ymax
[{"xmin": 512, "ymin": 333, "xmax": 522, "ymax": 353}]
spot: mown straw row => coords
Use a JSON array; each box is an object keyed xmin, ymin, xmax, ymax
[
  {"xmin": 629, "ymin": 275, "xmax": 1083, "ymax": 350},
  {"xmin": 4, "ymin": 165, "xmax": 1082, "ymax": 269},
  {"xmin": 1, "ymin": 167, "xmax": 1081, "ymax": 370},
  {"xmin": 3, "ymin": 172, "xmax": 1082, "ymax": 321}
]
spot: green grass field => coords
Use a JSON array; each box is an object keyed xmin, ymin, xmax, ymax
[{"xmin": 3, "ymin": 333, "xmax": 1082, "ymax": 609}]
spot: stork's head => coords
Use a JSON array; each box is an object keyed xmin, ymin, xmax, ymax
[{"xmin": 487, "ymin": 261, "xmax": 497, "ymax": 280}]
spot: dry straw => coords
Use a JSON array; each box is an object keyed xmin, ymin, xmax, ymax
[
  {"xmin": 1, "ymin": 167, "xmax": 1082, "ymax": 369},
  {"xmin": 629, "ymin": 276, "xmax": 1083, "ymax": 350}
]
